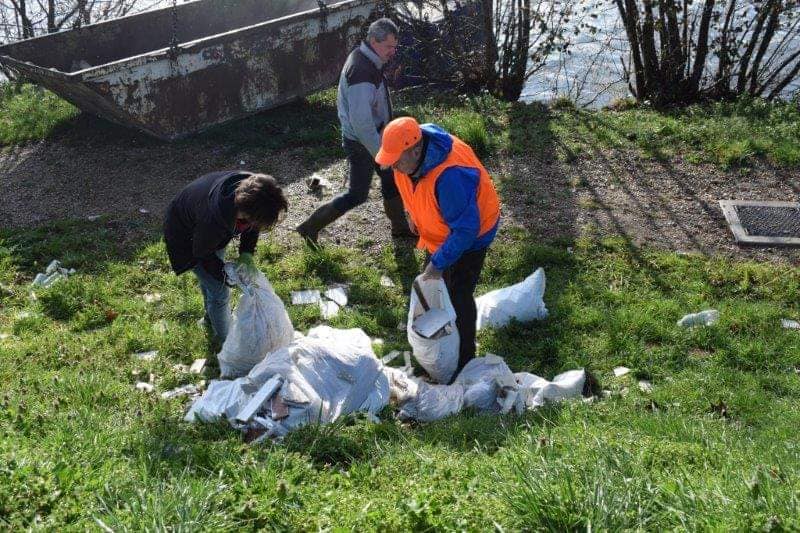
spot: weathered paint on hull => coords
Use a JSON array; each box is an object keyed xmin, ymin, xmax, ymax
[{"xmin": 0, "ymin": 0, "xmax": 377, "ymax": 140}]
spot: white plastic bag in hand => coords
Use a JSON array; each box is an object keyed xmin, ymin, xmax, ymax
[
  {"xmin": 475, "ymin": 268, "xmax": 548, "ymax": 330},
  {"xmin": 217, "ymin": 267, "xmax": 294, "ymax": 378},
  {"xmin": 407, "ymin": 275, "xmax": 460, "ymax": 384}
]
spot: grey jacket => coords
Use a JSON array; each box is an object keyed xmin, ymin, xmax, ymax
[{"xmin": 337, "ymin": 41, "xmax": 392, "ymax": 157}]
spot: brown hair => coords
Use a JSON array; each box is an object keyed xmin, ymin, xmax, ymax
[{"xmin": 234, "ymin": 173, "xmax": 288, "ymax": 229}]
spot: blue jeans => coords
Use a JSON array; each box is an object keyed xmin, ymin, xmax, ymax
[
  {"xmin": 192, "ymin": 249, "xmax": 230, "ymax": 341},
  {"xmin": 332, "ymin": 137, "xmax": 400, "ymax": 212}
]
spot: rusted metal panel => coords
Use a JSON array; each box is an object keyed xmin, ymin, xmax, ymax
[{"xmin": 0, "ymin": 0, "xmax": 377, "ymax": 140}]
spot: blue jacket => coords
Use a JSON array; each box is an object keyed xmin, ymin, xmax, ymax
[{"xmin": 412, "ymin": 124, "xmax": 499, "ymax": 270}]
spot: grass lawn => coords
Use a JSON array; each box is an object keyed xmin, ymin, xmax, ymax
[
  {"xmin": 1, "ymin": 217, "xmax": 800, "ymax": 529},
  {"xmin": 2, "ymin": 83, "xmax": 800, "ymax": 529}
]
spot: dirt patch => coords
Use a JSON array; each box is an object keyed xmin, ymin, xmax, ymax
[{"xmin": 1, "ymin": 113, "xmax": 799, "ymax": 264}]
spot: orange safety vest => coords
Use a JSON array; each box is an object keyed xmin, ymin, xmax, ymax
[{"xmin": 394, "ymin": 134, "xmax": 501, "ymax": 254}]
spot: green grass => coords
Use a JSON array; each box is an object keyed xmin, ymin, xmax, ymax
[
  {"xmin": 0, "ymin": 83, "xmax": 77, "ymax": 145},
  {"xmin": 2, "ymin": 217, "xmax": 800, "ymax": 529}
]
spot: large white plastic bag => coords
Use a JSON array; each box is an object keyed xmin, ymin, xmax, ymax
[
  {"xmin": 407, "ymin": 276, "xmax": 460, "ymax": 384},
  {"xmin": 184, "ymin": 378, "xmax": 251, "ymax": 423},
  {"xmin": 515, "ymin": 369, "xmax": 586, "ymax": 408},
  {"xmin": 475, "ymin": 268, "xmax": 548, "ymax": 330},
  {"xmin": 397, "ymin": 382, "xmax": 465, "ymax": 422},
  {"xmin": 217, "ymin": 268, "xmax": 294, "ymax": 378},
  {"xmin": 245, "ymin": 326, "xmax": 389, "ymax": 431},
  {"xmin": 454, "ymin": 354, "xmax": 514, "ymax": 412}
]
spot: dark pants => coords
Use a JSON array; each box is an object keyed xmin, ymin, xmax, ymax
[
  {"xmin": 332, "ymin": 137, "xmax": 400, "ymax": 213},
  {"xmin": 429, "ymin": 247, "xmax": 488, "ymax": 380}
]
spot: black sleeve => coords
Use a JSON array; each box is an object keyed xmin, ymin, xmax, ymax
[
  {"xmin": 239, "ymin": 228, "xmax": 259, "ymax": 255},
  {"xmin": 199, "ymin": 254, "xmax": 225, "ymax": 282}
]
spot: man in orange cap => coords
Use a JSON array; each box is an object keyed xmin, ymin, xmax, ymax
[{"xmin": 376, "ymin": 116, "xmax": 501, "ymax": 377}]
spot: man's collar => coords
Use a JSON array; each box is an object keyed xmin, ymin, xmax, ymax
[
  {"xmin": 410, "ymin": 135, "xmax": 430, "ymax": 180},
  {"xmin": 359, "ymin": 41, "xmax": 384, "ymax": 69}
]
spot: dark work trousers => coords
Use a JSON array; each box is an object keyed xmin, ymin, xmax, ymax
[
  {"xmin": 428, "ymin": 247, "xmax": 489, "ymax": 381},
  {"xmin": 332, "ymin": 137, "xmax": 400, "ymax": 213}
]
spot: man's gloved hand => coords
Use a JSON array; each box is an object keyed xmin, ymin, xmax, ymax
[{"xmin": 421, "ymin": 261, "xmax": 442, "ymax": 281}]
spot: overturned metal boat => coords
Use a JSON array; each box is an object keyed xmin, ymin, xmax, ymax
[{"xmin": 0, "ymin": 0, "xmax": 377, "ymax": 140}]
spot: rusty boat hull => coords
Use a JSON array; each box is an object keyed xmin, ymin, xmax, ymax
[{"xmin": 0, "ymin": 0, "xmax": 376, "ymax": 140}]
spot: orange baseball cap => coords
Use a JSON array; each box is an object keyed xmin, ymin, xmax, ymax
[{"xmin": 375, "ymin": 117, "xmax": 422, "ymax": 166}]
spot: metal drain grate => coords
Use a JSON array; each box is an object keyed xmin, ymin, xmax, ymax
[{"xmin": 719, "ymin": 200, "xmax": 800, "ymax": 247}]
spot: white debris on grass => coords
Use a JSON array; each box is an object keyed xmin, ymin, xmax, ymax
[
  {"xmin": 677, "ymin": 309, "xmax": 719, "ymax": 327},
  {"xmin": 143, "ymin": 293, "xmax": 162, "ymax": 303},
  {"xmin": 190, "ymin": 359, "xmax": 206, "ymax": 374},
  {"xmin": 31, "ymin": 260, "xmax": 75, "ymax": 288},
  {"xmin": 319, "ymin": 300, "xmax": 341, "ymax": 319},
  {"xmin": 161, "ymin": 384, "xmax": 202, "ymax": 400},
  {"xmin": 133, "ymin": 350, "xmax": 158, "ymax": 361},
  {"xmin": 0, "ymin": 333, "xmax": 11, "ymax": 341},
  {"xmin": 324, "ymin": 286, "xmax": 348, "ymax": 307},
  {"xmin": 638, "ymin": 380, "xmax": 654, "ymax": 393},
  {"xmin": 138, "ymin": 208, "xmax": 150, "ymax": 214},
  {"xmin": 305, "ymin": 173, "xmax": 332, "ymax": 193},
  {"xmin": 381, "ymin": 350, "xmax": 401, "ymax": 364},
  {"xmin": 135, "ymin": 382, "xmax": 155, "ymax": 393},
  {"xmin": 613, "ymin": 366, "xmax": 631, "ymax": 377},
  {"xmin": 372, "ymin": 338, "xmax": 384, "ymax": 346},
  {"xmin": 87, "ymin": 215, "xmax": 101, "ymax": 221},
  {"xmin": 291, "ymin": 289, "xmax": 321, "ymax": 305},
  {"xmin": 781, "ymin": 319, "xmax": 800, "ymax": 330},
  {"xmin": 380, "ymin": 275, "xmax": 396, "ymax": 288}
]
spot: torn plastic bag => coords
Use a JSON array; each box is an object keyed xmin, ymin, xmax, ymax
[
  {"xmin": 515, "ymin": 369, "xmax": 586, "ymax": 409},
  {"xmin": 245, "ymin": 326, "xmax": 390, "ymax": 431},
  {"xmin": 407, "ymin": 276, "xmax": 460, "ymax": 384},
  {"xmin": 454, "ymin": 355, "xmax": 515, "ymax": 412},
  {"xmin": 475, "ymin": 268, "xmax": 548, "ymax": 330},
  {"xmin": 397, "ymin": 381, "xmax": 465, "ymax": 422},
  {"xmin": 184, "ymin": 378, "xmax": 252, "ymax": 423},
  {"xmin": 217, "ymin": 264, "xmax": 294, "ymax": 378}
]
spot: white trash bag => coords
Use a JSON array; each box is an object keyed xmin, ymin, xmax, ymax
[
  {"xmin": 397, "ymin": 381, "xmax": 465, "ymax": 422},
  {"xmin": 514, "ymin": 369, "xmax": 586, "ymax": 409},
  {"xmin": 475, "ymin": 268, "xmax": 548, "ymax": 330},
  {"xmin": 454, "ymin": 354, "xmax": 515, "ymax": 412},
  {"xmin": 217, "ymin": 264, "xmax": 294, "ymax": 378},
  {"xmin": 407, "ymin": 276, "xmax": 460, "ymax": 384}
]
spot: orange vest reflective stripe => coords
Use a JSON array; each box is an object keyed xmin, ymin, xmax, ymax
[{"xmin": 394, "ymin": 134, "xmax": 501, "ymax": 254}]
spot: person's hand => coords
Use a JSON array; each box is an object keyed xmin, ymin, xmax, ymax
[
  {"xmin": 421, "ymin": 261, "xmax": 442, "ymax": 281},
  {"xmin": 407, "ymin": 215, "xmax": 418, "ymax": 235}
]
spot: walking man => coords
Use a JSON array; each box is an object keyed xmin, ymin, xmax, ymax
[
  {"xmin": 164, "ymin": 171, "xmax": 288, "ymax": 343},
  {"xmin": 375, "ymin": 117, "xmax": 501, "ymax": 377},
  {"xmin": 297, "ymin": 17, "xmax": 411, "ymax": 244}
]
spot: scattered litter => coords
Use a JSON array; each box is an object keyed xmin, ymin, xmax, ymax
[
  {"xmin": 613, "ymin": 366, "xmax": 631, "ymax": 377},
  {"xmin": 567, "ymin": 247, "xmax": 574, "ymax": 254},
  {"xmin": 87, "ymin": 215, "xmax": 101, "ymax": 221},
  {"xmin": 380, "ymin": 275, "xmax": 396, "ymax": 288},
  {"xmin": 239, "ymin": 160, "xmax": 246, "ymax": 166},
  {"xmin": 218, "ymin": 263, "xmax": 294, "ymax": 378},
  {"xmin": 475, "ymin": 268, "xmax": 548, "ymax": 330},
  {"xmin": 135, "ymin": 382, "xmax": 154, "ymax": 393},
  {"xmin": 677, "ymin": 309, "xmax": 719, "ymax": 327},
  {"xmin": 143, "ymin": 292, "xmax": 162, "ymax": 303},
  {"xmin": 0, "ymin": 333, "xmax": 11, "ymax": 340},
  {"xmin": 324, "ymin": 286, "xmax": 348, "ymax": 307},
  {"xmin": 161, "ymin": 384, "xmax": 201, "ymax": 400},
  {"xmin": 31, "ymin": 260, "xmax": 74, "ymax": 288},
  {"xmin": 138, "ymin": 208, "xmax": 150, "ymax": 214},
  {"xmin": 16, "ymin": 311, "xmax": 31, "ymax": 320},
  {"xmin": 133, "ymin": 350, "xmax": 158, "ymax": 361},
  {"xmin": 638, "ymin": 380, "xmax": 653, "ymax": 393},
  {"xmin": 781, "ymin": 319, "xmax": 800, "ymax": 330},
  {"xmin": 190, "ymin": 359, "xmax": 207, "ymax": 374},
  {"xmin": 305, "ymin": 173, "xmax": 332, "ymax": 193},
  {"xmin": 372, "ymin": 338, "xmax": 384, "ymax": 346},
  {"xmin": 319, "ymin": 299, "xmax": 340, "ymax": 319},
  {"xmin": 173, "ymin": 364, "xmax": 190, "ymax": 373},
  {"xmin": 186, "ymin": 326, "xmax": 390, "ymax": 439},
  {"xmin": 408, "ymin": 276, "xmax": 459, "ymax": 384},
  {"xmin": 381, "ymin": 350, "xmax": 401, "ymax": 364},
  {"xmin": 291, "ymin": 289, "xmax": 321, "ymax": 305}
]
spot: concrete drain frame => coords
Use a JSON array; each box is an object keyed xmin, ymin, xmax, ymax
[{"xmin": 719, "ymin": 200, "xmax": 800, "ymax": 247}]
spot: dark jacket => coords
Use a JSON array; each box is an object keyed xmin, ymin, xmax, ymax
[{"xmin": 163, "ymin": 171, "xmax": 258, "ymax": 280}]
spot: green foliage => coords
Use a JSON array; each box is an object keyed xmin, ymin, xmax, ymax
[{"xmin": 0, "ymin": 83, "xmax": 77, "ymax": 145}]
